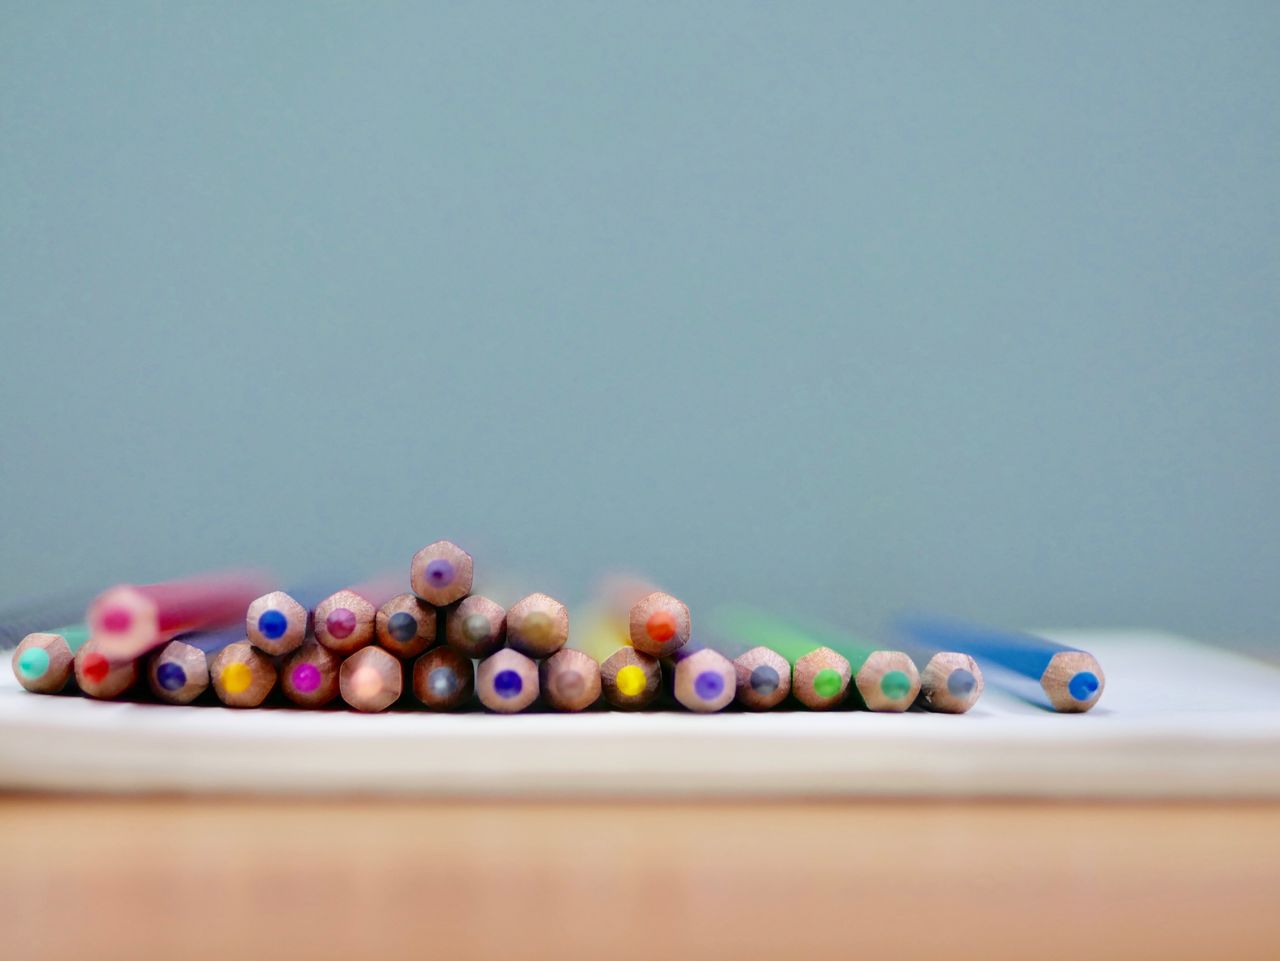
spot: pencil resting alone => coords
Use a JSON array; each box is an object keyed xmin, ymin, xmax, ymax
[{"xmin": 6, "ymin": 540, "xmax": 1106, "ymax": 716}]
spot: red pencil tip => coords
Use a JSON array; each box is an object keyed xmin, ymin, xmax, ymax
[
  {"xmin": 646, "ymin": 610, "xmax": 677, "ymax": 643},
  {"xmin": 82, "ymin": 653, "xmax": 110, "ymax": 683}
]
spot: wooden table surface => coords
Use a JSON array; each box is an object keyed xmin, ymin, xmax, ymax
[{"xmin": 2, "ymin": 795, "xmax": 1278, "ymax": 961}]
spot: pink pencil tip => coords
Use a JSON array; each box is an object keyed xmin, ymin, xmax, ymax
[{"xmin": 100, "ymin": 607, "xmax": 132, "ymax": 633}]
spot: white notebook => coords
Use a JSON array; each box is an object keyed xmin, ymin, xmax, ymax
[{"xmin": 2, "ymin": 630, "xmax": 1278, "ymax": 798}]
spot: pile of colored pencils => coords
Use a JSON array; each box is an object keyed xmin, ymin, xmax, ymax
[{"xmin": 7, "ymin": 541, "xmax": 1105, "ymax": 715}]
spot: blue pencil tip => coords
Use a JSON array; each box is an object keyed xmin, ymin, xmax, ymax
[
  {"xmin": 947, "ymin": 668, "xmax": 976, "ymax": 698},
  {"xmin": 1068, "ymin": 671, "xmax": 1099, "ymax": 701},
  {"xmin": 749, "ymin": 664, "xmax": 780, "ymax": 695},
  {"xmin": 258, "ymin": 610, "xmax": 288, "ymax": 640},
  {"xmin": 156, "ymin": 662, "xmax": 187, "ymax": 692}
]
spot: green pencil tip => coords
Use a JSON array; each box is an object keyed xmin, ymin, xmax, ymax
[
  {"xmin": 880, "ymin": 670, "xmax": 911, "ymax": 699},
  {"xmin": 813, "ymin": 668, "xmax": 842, "ymax": 698}
]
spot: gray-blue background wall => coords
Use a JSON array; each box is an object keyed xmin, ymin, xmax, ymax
[{"xmin": 2, "ymin": 3, "xmax": 1277, "ymax": 643}]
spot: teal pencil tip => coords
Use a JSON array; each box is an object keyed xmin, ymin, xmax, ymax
[{"xmin": 17, "ymin": 646, "xmax": 50, "ymax": 680}]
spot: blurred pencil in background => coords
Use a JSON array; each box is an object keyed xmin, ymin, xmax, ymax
[
  {"xmin": 87, "ymin": 570, "xmax": 273, "ymax": 660},
  {"xmin": 12, "ymin": 624, "xmax": 89, "ymax": 694},
  {"xmin": 894, "ymin": 614, "xmax": 1104, "ymax": 713},
  {"xmin": 1, "ymin": 591, "xmax": 96, "ymax": 651}
]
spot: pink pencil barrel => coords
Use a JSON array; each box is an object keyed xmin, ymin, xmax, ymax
[{"xmin": 87, "ymin": 570, "xmax": 274, "ymax": 660}]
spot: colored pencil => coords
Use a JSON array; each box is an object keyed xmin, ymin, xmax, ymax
[
  {"xmin": 710, "ymin": 608, "xmax": 850, "ymax": 710},
  {"xmin": 791, "ymin": 647, "xmax": 852, "ymax": 710},
  {"xmin": 506, "ymin": 593, "xmax": 569, "ymax": 658},
  {"xmin": 411, "ymin": 646, "xmax": 474, "ymax": 710},
  {"xmin": 209, "ymin": 641, "xmax": 277, "ymax": 708},
  {"xmin": 893, "ymin": 615, "xmax": 1105, "ymax": 712},
  {"xmin": 74, "ymin": 639, "xmax": 139, "ymax": 700},
  {"xmin": 601, "ymin": 647, "xmax": 662, "ymax": 709},
  {"xmin": 731, "ymin": 645, "xmax": 792, "ymax": 711},
  {"xmin": 314, "ymin": 574, "xmax": 403, "ymax": 655},
  {"xmin": 245, "ymin": 583, "xmax": 333, "ymax": 656},
  {"xmin": 713, "ymin": 608, "xmax": 924, "ymax": 711},
  {"xmin": 568, "ymin": 606, "xmax": 662, "ymax": 709},
  {"xmin": 664, "ymin": 647, "xmax": 736, "ymax": 713},
  {"xmin": 87, "ymin": 569, "xmax": 272, "ymax": 660},
  {"xmin": 339, "ymin": 646, "xmax": 402, "ymax": 713},
  {"xmin": 280, "ymin": 641, "xmax": 342, "ymax": 708},
  {"xmin": 409, "ymin": 540, "xmax": 474, "ymax": 607},
  {"xmin": 903, "ymin": 646, "xmax": 985, "ymax": 714},
  {"xmin": 598, "ymin": 576, "xmax": 691, "ymax": 657},
  {"xmin": 476, "ymin": 649, "xmax": 539, "ymax": 713},
  {"xmin": 147, "ymin": 625, "xmax": 244, "ymax": 705},
  {"xmin": 800, "ymin": 624, "xmax": 922, "ymax": 712},
  {"xmin": 692, "ymin": 635, "xmax": 793, "ymax": 710},
  {"xmin": 1, "ymin": 591, "xmax": 95, "ymax": 650},
  {"xmin": 443, "ymin": 594, "xmax": 507, "ymax": 658},
  {"xmin": 11, "ymin": 625, "xmax": 89, "ymax": 694},
  {"xmin": 375, "ymin": 593, "xmax": 437, "ymax": 659},
  {"xmin": 628, "ymin": 591, "xmax": 691, "ymax": 657},
  {"xmin": 539, "ymin": 648, "xmax": 601, "ymax": 712},
  {"xmin": 777, "ymin": 624, "xmax": 920, "ymax": 711}
]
